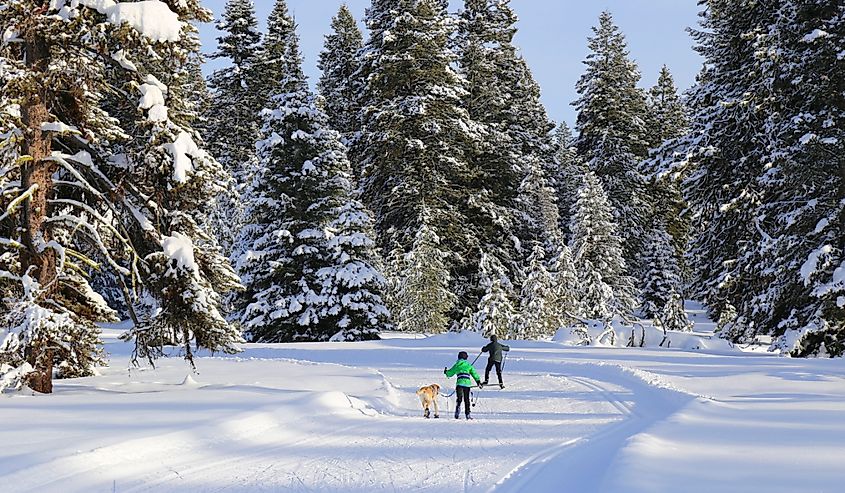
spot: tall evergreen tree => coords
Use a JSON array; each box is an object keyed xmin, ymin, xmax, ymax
[
  {"xmin": 513, "ymin": 244, "xmax": 558, "ymax": 339},
  {"xmin": 752, "ymin": 0, "xmax": 844, "ymax": 355},
  {"xmin": 673, "ymin": 0, "xmax": 780, "ymax": 339},
  {"xmin": 0, "ymin": 0, "xmax": 242, "ymax": 392},
  {"xmin": 457, "ymin": 0, "xmax": 559, "ymax": 309},
  {"xmin": 641, "ymin": 66, "xmax": 690, "ymax": 275},
  {"xmin": 357, "ymin": 0, "xmax": 481, "ymax": 317},
  {"xmin": 546, "ymin": 238, "xmax": 583, "ymax": 325},
  {"xmin": 256, "ymin": 0, "xmax": 305, "ymax": 106},
  {"xmin": 550, "ymin": 122, "xmax": 588, "ymax": 239},
  {"xmin": 640, "ymin": 225, "xmax": 691, "ymax": 330},
  {"xmin": 394, "ymin": 214, "xmax": 457, "ymax": 334},
  {"xmin": 646, "ymin": 65, "xmax": 689, "ymax": 149},
  {"xmin": 469, "ymin": 253, "xmax": 516, "ymax": 337},
  {"xmin": 574, "ymin": 11, "xmax": 651, "ymax": 271},
  {"xmin": 236, "ymin": 25, "xmax": 388, "ymax": 343},
  {"xmin": 318, "ymin": 4, "xmax": 365, "ymax": 144},
  {"xmin": 569, "ymin": 172, "xmax": 638, "ymax": 319},
  {"xmin": 204, "ymin": 0, "xmax": 263, "ymax": 252},
  {"xmin": 206, "ymin": 0, "xmax": 263, "ymax": 179}
]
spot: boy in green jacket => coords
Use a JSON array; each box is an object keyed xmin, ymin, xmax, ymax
[{"xmin": 444, "ymin": 351, "xmax": 483, "ymax": 420}]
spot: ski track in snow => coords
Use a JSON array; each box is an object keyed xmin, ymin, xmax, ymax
[{"xmin": 3, "ymin": 332, "xmax": 845, "ymax": 492}]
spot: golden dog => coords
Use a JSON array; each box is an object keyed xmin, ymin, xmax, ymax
[{"xmin": 416, "ymin": 384, "xmax": 441, "ymax": 419}]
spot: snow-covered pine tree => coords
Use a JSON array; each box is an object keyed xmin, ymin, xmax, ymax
[
  {"xmin": 206, "ymin": 0, "xmax": 262, "ymax": 180},
  {"xmin": 550, "ymin": 122, "xmax": 587, "ymax": 239},
  {"xmin": 257, "ymin": 0, "xmax": 305, "ymax": 105},
  {"xmin": 469, "ymin": 253, "xmax": 516, "ymax": 338},
  {"xmin": 640, "ymin": 225, "xmax": 691, "ymax": 330},
  {"xmin": 205, "ymin": 0, "xmax": 263, "ymax": 252},
  {"xmin": 574, "ymin": 11, "xmax": 652, "ymax": 273},
  {"xmin": 752, "ymin": 0, "xmax": 844, "ymax": 356},
  {"xmin": 318, "ymin": 4, "xmax": 364, "ymax": 145},
  {"xmin": 569, "ymin": 172, "xmax": 638, "ymax": 320},
  {"xmin": 646, "ymin": 65, "xmax": 689, "ymax": 149},
  {"xmin": 579, "ymin": 260, "xmax": 615, "ymax": 321},
  {"xmin": 677, "ymin": 0, "xmax": 780, "ymax": 339},
  {"xmin": 546, "ymin": 236, "xmax": 583, "ymax": 325},
  {"xmin": 641, "ymin": 65, "xmax": 690, "ymax": 273},
  {"xmin": 456, "ymin": 0, "xmax": 523, "ymax": 278},
  {"xmin": 394, "ymin": 214, "xmax": 457, "ymax": 334},
  {"xmin": 237, "ymin": 32, "xmax": 388, "ymax": 342},
  {"xmin": 0, "ymin": 0, "xmax": 242, "ymax": 392},
  {"xmin": 457, "ymin": 0, "xmax": 559, "ymax": 310},
  {"xmin": 356, "ymin": 0, "xmax": 480, "ymax": 317},
  {"xmin": 322, "ymin": 199, "xmax": 392, "ymax": 340},
  {"xmin": 513, "ymin": 244, "xmax": 557, "ymax": 339}
]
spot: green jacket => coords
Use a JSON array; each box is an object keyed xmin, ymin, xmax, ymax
[
  {"xmin": 444, "ymin": 359, "xmax": 482, "ymax": 388},
  {"xmin": 482, "ymin": 341, "xmax": 510, "ymax": 362}
]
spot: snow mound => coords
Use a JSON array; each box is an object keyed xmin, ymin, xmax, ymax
[
  {"xmin": 292, "ymin": 391, "xmax": 379, "ymax": 417},
  {"xmin": 179, "ymin": 374, "xmax": 200, "ymax": 387},
  {"xmin": 553, "ymin": 319, "xmax": 736, "ymax": 352}
]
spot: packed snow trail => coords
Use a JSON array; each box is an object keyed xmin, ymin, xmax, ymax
[{"xmin": 2, "ymin": 331, "xmax": 845, "ymax": 492}]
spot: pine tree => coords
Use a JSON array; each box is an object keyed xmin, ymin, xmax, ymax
[
  {"xmin": 579, "ymin": 260, "xmax": 615, "ymax": 320},
  {"xmin": 754, "ymin": 0, "xmax": 844, "ymax": 356},
  {"xmin": 646, "ymin": 65, "xmax": 689, "ymax": 149},
  {"xmin": 675, "ymin": 0, "xmax": 781, "ymax": 340},
  {"xmin": 395, "ymin": 215, "xmax": 457, "ymax": 334},
  {"xmin": 205, "ymin": 0, "xmax": 263, "ymax": 253},
  {"xmin": 257, "ymin": 0, "xmax": 305, "ymax": 105},
  {"xmin": 513, "ymin": 244, "xmax": 557, "ymax": 339},
  {"xmin": 574, "ymin": 11, "xmax": 651, "ymax": 272},
  {"xmin": 356, "ymin": 0, "xmax": 480, "ymax": 317},
  {"xmin": 469, "ymin": 253, "xmax": 516, "ymax": 337},
  {"xmin": 457, "ymin": 0, "xmax": 524, "ymax": 261},
  {"xmin": 206, "ymin": 0, "xmax": 263, "ymax": 180},
  {"xmin": 569, "ymin": 172, "xmax": 638, "ymax": 319},
  {"xmin": 457, "ymin": 0, "xmax": 559, "ymax": 308},
  {"xmin": 640, "ymin": 225, "xmax": 691, "ymax": 330},
  {"xmin": 318, "ymin": 4, "xmax": 364, "ymax": 144},
  {"xmin": 0, "ymin": 1, "xmax": 242, "ymax": 392},
  {"xmin": 547, "ymin": 237, "xmax": 583, "ymax": 325},
  {"xmin": 641, "ymin": 66, "xmax": 690, "ymax": 273},
  {"xmin": 236, "ymin": 31, "xmax": 388, "ymax": 342},
  {"xmin": 550, "ymin": 122, "xmax": 588, "ymax": 239}
]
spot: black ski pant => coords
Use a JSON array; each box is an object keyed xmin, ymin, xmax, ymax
[
  {"xmin": 485, "ymin": 359, "xmax": 503, "ymax": 384},
  {"xmin": 455, "ymin": 385, "xmax": 471, "ymax": 416}
]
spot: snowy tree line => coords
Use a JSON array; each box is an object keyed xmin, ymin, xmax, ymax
[
  {"xmin": 203, "ymin": 0, "xmax": 692, "ymax": 346},
  {"xmin": 0, "ymin": 0, "xmax": 842, "ymax": 393}
]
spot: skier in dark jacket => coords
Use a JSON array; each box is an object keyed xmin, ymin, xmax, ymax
[{"xmin": 481, "ymin": 335, "xmax": 510, "ymax": 388}]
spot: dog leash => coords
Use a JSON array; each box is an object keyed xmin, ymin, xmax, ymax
[{"xmin": 440, "ymin": 384, "xmax": 484, "ymax": 398}]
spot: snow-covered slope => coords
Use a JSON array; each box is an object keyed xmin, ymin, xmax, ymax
[{"xmin": 2, "ymin": 330, "xmax": 844, "ymax": 492}]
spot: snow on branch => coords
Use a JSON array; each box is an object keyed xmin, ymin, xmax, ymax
[{"xmin": 77, "ymin": 0, "xmax": 184, "ymax": 43}]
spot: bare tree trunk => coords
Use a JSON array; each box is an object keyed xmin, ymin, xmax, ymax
[
  {"xmin": 26, "ymin": 346, "xmax": 54, "ymax": 394},
  {"xmin": 20, "ymin": 29, "xmax": 57, "ymax": 394}
]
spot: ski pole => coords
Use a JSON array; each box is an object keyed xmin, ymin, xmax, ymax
[{"xmin": 470, "ymin": 351, "xmax": 482, "ymax": 366}]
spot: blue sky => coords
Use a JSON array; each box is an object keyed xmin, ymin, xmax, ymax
[{"xmin": 198, "ymin": 1, "xmax": 703, "ymax": 126}]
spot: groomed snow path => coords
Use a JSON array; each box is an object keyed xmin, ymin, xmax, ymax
[{"xmin": 2, "ymin": 331, "xmax": 844, "ymax": 492}]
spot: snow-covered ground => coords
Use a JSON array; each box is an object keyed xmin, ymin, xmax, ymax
[{"xmin": 2, "ymin": 328, "xmax": 844, "ymax": 492}]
